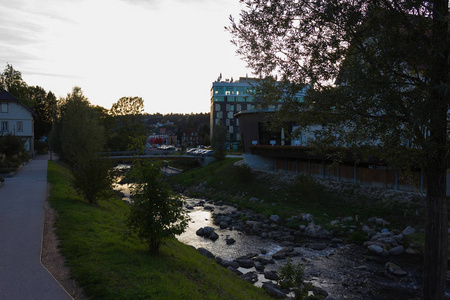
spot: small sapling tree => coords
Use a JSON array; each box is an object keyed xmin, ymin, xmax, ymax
[{"xmin": 127, "ymin": 160, "xmax": 189, "ymax": 253}]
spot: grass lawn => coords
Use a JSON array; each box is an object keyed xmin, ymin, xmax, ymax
[{"xmin": 47, "ymin": 161, "xmax": 272, "ymax": 300}]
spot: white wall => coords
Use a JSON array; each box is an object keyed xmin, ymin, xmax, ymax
[{"xmin": 0, "ymin": 102, "xmax": 33, "ymax": 137}]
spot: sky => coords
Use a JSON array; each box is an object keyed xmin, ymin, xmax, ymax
[{"xmin": 0, "ymin": 0, "xmax": 253, "ymax": 114}]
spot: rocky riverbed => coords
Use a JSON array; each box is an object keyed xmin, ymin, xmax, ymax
[{"xmin": 177, "ymin": 196, "xmax": 442, "ymax": 300}]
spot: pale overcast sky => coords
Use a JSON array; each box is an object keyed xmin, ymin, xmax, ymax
[{"xmin": 0, "ymin": 0, "xmax": 252, "ymax": 114}]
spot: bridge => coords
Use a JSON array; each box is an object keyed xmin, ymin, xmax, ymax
[{"xmin": 105, "ymin": 151, "xmax": 213, "ymax": 165}]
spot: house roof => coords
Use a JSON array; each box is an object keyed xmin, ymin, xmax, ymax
[
  {"xmin": 0, "ymin": 90, "xmax": 20, "ymax": 102},
  {"xmin": 0, "ymin": 90, "xmax": 35, "ymax": 115}
]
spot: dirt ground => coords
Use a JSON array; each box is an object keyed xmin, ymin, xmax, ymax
[{"xmin": 41, "ymin": 196, "xmax": 88, "ymax": 300}]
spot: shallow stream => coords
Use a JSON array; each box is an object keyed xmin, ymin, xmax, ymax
[{"xmin": 114, "ymin": 166, "xmax": 433, "ymax": 299}]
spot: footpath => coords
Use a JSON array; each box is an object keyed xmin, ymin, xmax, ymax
[{"xmin": 0, "ymin": 155, "xmax": 72, "ymax": 300}]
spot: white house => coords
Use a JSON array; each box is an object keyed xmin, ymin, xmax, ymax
[{"xmin": 0, "ymin": 90, "xmax": 34, "ymax": 156}]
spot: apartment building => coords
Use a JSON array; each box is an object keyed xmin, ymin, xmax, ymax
[
  {"xmin": 210, "ymin": 75, "xmax": 307, "ymax": 150},
  {"xmin": 210, "ymin": 76, "xmax": 267, "ymax": 150}
]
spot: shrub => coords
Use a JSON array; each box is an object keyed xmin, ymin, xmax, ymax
[
  {"xmin": 71, "ymin": 155, "xmax": 113, "ymax": 204},
  {"xmin": 278, "ymin": 258, "xmax": 308, "ymax": 299},
  {"xmin": 127, "ymin": 161, "xmax": 189, "ymax": 253},
  {"xmin": 0, "ymin": 134, "xmax": 25, "ymax": 157},
  {"xmin": 235, "ymin": 163, "xmax": 254, "ymax": 183}
]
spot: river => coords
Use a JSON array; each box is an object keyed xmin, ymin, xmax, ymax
[{"xmin": 114, "ymin": 166, "xmax": 436, "ymax": 299}]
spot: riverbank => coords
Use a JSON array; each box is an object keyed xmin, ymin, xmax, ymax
[
  {"xmin": 167, "ymin": 158, "xmax": 438, "ymax": 299},
  {"xmin": 46, "ymin": 161, "xmax": 271, "ymax": 299},
  {"xmin": 168, "ymin": 158, "xmax": 425, "ymax": 245}
]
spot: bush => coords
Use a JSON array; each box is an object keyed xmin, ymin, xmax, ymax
[
  {"xmin": 0, "ymin": 134, "xmax": 25, "ymax": 157},
  {"xmin": 278, "ymin": 258, "xmax": 307, "ymax": 299},
  {"xmin": 127, "ymin": 161, "xmax": 190, "ymax": 253},
  {"xmin": 71, "ymin": 155, "xmax": 113, "ymax": 204},
  {"xmin": 235, "ymin": 163, "xmax": 254, "ymax": 183}
]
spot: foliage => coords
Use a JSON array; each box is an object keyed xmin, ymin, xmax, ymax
[
  {"xmin": 211, "ymin": 121, "xmax": 227, "ymax": 161},
  {"xmin": 28, "ymin": 86, "xmax": 57, "ymax": 139},
  {"xmin": 109, "ymin": 96, "xmax": 146, "ymax": 151},
  {"xmin": 235, "ymin": 163, "xmax": 254, "ymax": 183},
  {"xmin": 127, "ymin": 161, "xmax": 189, "ymax": 253},
  {"xmin": 0, "ymin": 64, "xmax": 29, "ymax": 105},
  {"xmin": 50, "ymin": 87, "xmax": 110, "ymax": 204},
  {"xmin": 0, "ymin": 134, "xmax": 25, "ymax": 157},
  {"xmin": 71, "ymin": 155, "xmax": 113, "ymax": 204},
  {"xmin": 47, "ymin": 161, "xmax": 271, "ymax": 300},
  {"xmin": 0, "ymin": 134, "xmax": 29, "ymax": 173},
  {"xmin": 229, "ymin": 1, "xmax": 449, "ymax": 298},
  {"xmin": 277, "ymin": 259, "xmax": 307, "ymax": 299}
]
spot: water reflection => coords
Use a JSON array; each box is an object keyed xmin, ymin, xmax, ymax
[{"xmin": 178, "ymin": 198, "xmax": 282, "ymax": 261}]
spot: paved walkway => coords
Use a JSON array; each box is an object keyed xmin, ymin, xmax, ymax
[{"xmin": 0, "ymin": 155, "xmax": 71, "ymax": 300}]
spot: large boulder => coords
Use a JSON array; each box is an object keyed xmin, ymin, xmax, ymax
[
  {"xmin": 235, "ymin": 257, "xmax": 254, "ymax": 269},
  {"xmin": 197, "ymin": 247, "xmax": 215, "ymax": 259}
]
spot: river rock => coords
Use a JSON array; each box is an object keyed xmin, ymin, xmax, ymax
[
  {"xmin": 305, "ymin": 224, "xmax": 330, "ymax": 238},
  {"xmin": 262, "ymin": 282, "xmax": 286, "ymax": 298},
  {"xmin": 227, "ymin": 266, "xmax": 243, "ymax": 275},
  {"xmin": 264, "ymin": 270, "xmax": 279, "ymax": 280},
  {"xmin": 241, "ymin": 271, "xmax": 258, "ymax": 284},
  {"xmin": 204, "ymin": 205, "xmax": 214, "ymax": 211},
  {"xmin": 249, "ymin": 197, "xmax": 260, "ymax": 203},
  {"xmin": 312, "ymin": 285, "xmax": 329, "ymax": 297},
  {"xmin": 226, "ymin": 237, "xmax": 236, "ymax": 245},
  {"xmin": 269, "ymin": 215, "xmax": 280, "ymax": 223},
  {"xmin": 220, "ymin": 221, "xmax": 229, "ymax": 229},
  {"xmin": 301, "ymin": 213, "xmax": 314, "ymax": 223},
  {"xmin": 209, "ymin": 231, "xmax": 219, "ymax": 241},
  {"xmin": 368, "ymin": 244, "xmax": 385, "ymax": 255},
  {"xmin": 375, "ymin": 217, "xmax": 390, "ymax": 227},
  {"xmin": 235, "ymin": 258, "xmax": 254, "ymax": 269},
  {"xmin": 385, "ymin": 262, "xmax": 407, "ymax": 276},
  {"xmin": 389, "ymin": 245, "xmax": 405, "ymax": 255},
  {"xmin": 220, "ymin": 260, "xmax": 239, "ymax": 269},
  {"xmin": 307, "ymin": 243, "xmax": 328, "ymax": 250},
  {"xmin": 330, "ymin": 220, "xmax": 340, "ymax": 226},
  {"xmin": 402, "ymin": 226, "xmax": 416, "ymax": 236},
  {"xmin": 197, "ymin": 247, "xmax": 215, "ymax": 259},
  {"xmin": 254, "ymin": 261, "xmax": 265, "ymax": 272},
  {"xmin": 361, "ymin": 225, "xmax": 376, "ymax": 237},
  {"xmin": 196, "ymin": 226, "xmax": 214, "ymax": 237},
  {"xmin": 405, "ymin": 247, "xmax": 421, "ymax": 255}
]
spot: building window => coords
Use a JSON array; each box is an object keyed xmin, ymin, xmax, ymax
[
  {"xmin": 1, "ymin": 121, "xmax": 8, "ymax": 131},
  {"xmin": 0, "ymin": 103, "xmax": 7, "ymax": 113},
  {"xmin": 17, "ymin": 121, "xmax": 23, "ymax": 132},
  {"xmin": 225, "ymin": 91, "xmax": 231, "ymax": 95}
]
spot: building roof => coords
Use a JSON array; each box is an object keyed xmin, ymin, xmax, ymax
[
  {"xmin": 0, "ymin": 90, "xmax": 35, "ymax": 115},
  {"xmin": 0, "ymin": 90, "xmax": 20, "ymax": 102}
]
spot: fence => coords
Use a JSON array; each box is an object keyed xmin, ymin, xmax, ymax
[{"xmin": 275, "ymin": 157, "xmax": 426, "ymax": 194}]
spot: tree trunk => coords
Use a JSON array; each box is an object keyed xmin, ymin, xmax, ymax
[
  {"xmin": 423, "ymin": 2, "xmax": 449, "ymax": 299},
  {"xmin": 424, "ymin": 168, "xmax": 448, "ymax": 300}
]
